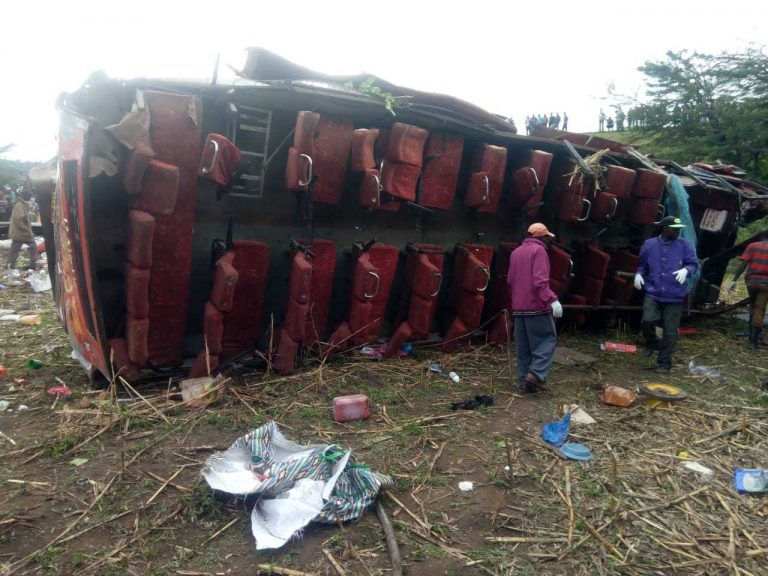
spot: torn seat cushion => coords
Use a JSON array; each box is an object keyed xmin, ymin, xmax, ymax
[{"xmin": 131, "ymin": 159, "xmax": 180, "ymax": 216}]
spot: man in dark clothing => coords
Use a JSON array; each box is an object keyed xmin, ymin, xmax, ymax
[
  {"xmin": 507, "ymin": 223, "xmax": 563, "ymax": 392},
  {"xmin": 728, "ymin": 232, "xmax": 768, "ymax": 348},
  {"xmin": 7, "ymin": 189, "xmax": 37, "ymax": 271},
  {"xmin": 634, "ymin": 216, "xmax": 699, "ymax": 373},
  {"xmin": 562, "ymin": 112, "xmax": 569, "ymax": 131}
]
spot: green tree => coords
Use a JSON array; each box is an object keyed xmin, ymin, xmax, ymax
[{"xmin": 630, "ymin": 47, "xmax": 768, "ymax": 182}]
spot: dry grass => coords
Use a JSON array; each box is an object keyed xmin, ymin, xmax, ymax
[{"xmin": 1, "ymin": 247, "xmax": 767, "ymax": 575}]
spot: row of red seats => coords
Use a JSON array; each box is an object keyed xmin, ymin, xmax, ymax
[
  {"xmin": 284, "ymin": 111, "xmax": 557, "ymax": 215},
  {"xmin": 111, "ymin": 91, "xmax": 202, "ymax": 377}
]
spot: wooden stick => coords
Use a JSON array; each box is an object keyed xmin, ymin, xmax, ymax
[
  {"xmin": 146, "ymin": 467, "xmax": 185, "ymax": 504},
  {"xmin": 485, "ymin": 536, "xmax": 569, "ymax": 543},
  {"xmin": 146, "ymin": 470, "xmax": 191, "ymax": 493},
  {"xmin": 374, "ymin": 499, "xmax": 403, "ymax": 576},
  {"xmin": 565, "ymin": 466, "xmax": 574, "ymax": 546},
  {"xmin": 119, "ymin": 376, "xmax": 171, "ymax": 424},
  {"xmin": 5, "ymin": 474, "xmax": 119, "ymax": 575},
  {"xmin": 255, "ymin": 565, "xmax": 316, "ymax": 576},
  {"xmin": 322, "ymin": 549, "xmax": 346, "ymax": 576},
  {"xmin": 204, "ymin": 517, "xmax": 239, "ymax": 545}
]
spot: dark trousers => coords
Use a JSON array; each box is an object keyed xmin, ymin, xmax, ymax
[
  {"xmin": 514, "ymin": 313, "xmax": 557, "ymax": 383},
  {"xmin": 641, "ymin": 296, "xmax": 683, "ymax": 369},
  {"xmin": 8, "ymin": 240, "xmax": 37, "ymax": 270},
  {"xmin": 747, "ymin": 282, "xmax": 768, "ymax": 327}
]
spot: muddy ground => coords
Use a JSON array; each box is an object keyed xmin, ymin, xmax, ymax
[{"xmin": 1, "ymin": 259, "xmax": 767, "ymax": 576}]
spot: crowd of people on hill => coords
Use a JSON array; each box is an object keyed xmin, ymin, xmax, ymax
[{"xmin": 525, "ymin": 112, "xmax": 568, "ymax": 135}]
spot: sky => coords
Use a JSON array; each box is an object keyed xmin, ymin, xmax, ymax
[{"xmin": 2, "ymin": 0, "xmax": 766, "ymax": 162}]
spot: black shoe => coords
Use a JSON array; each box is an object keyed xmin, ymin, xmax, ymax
[{"xmin": 749, "ymin": 326, "xmax": 762, "ymax": 350}]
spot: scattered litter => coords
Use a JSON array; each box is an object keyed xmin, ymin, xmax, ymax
[
  {"xmin": 638, "ymin": 383, "xmax": 687, "ymax": 408},
  {"xmin": 69, "ymin": 458, "xmax": 89, "ymax": 467},
  {"xmin": 47, "ymin": 385, "xmax": 72, "ymax": 397},
  {"xmin": 0, "ymin": 315, "xmax": 21, "ymax": 322},
  {"xmin": 448, "ymin": 371, "xmax": 461, "ymax": 383},
  {"xmin": 733, "ymin": 469, "xmax": 768, "ymax": 494},
  {"xmin": 180, "ymin": 375, "xmax": 225, "ymax": 410},
  {"xmin": 429, "ymin": 363, "xmax": 443, "ymax": 375},
  {"xmin": 559, "ymin": 442, "xmax": 594, "ymax": 461},
  {"xmin": 26, "ymin": 270, "xmax": 51, "ymax": 293},
  {"xmin": 0, "ymin": 365, "xmax": 6, "ymax": 377},
  {"xmin": 601, "ymin": 385, "xmax": 637, "ymax": 407},
  {"xmin": 17, "ymin": 405, "xmax": 28, "ymax": 411},
  {"xmin": 18, "ymin": 314, "xmax": 42, "ymax": 325},
  {"xmin": 541, "ymin": 413, "xmax": 571, "ymax": 447},
  {"xmin": 0, "ymin": 284, "xmax": 5, "ymax": 290},
  {"xmin": 450, "ymin": 395, "xmax": 494, "ymax": 410},
  {"xmin": 682, "ymin": 461, "xmax": 714, "ymax": 475},
  {"xmin": 458, "ymin": 481, "xmax": 474, "ymax": 492},
  {"xmin": 600, "ymin": 342, "xmax": 637, "ymax": 353},
  {"xmin": 27, "ymin": 359, "xmax": 44, "ymax": 369},
  {"xmin": 333, "ymin": 394, "xmax": 372, "ymax": 422},
  {"xmin": 562, "ymin": 404, "xmax": 596, "ymax": 425},
  {"xmin": 201, "ymin": 422, "xmax": 392, "ymax": 550},
  {"xmin": 360, "ymin": 344, "xmax": 409, "ymax": 359},
  {"xmin": 678, "ymin": 327, "xmax": 698, "ymax": 335},
  {"xmin": 689, "ymin": 361, "xmax": 721, "ymax": 379},
  {"xmin": 0, "ymin": 401, "xmax": 10, "ymax": 412}
]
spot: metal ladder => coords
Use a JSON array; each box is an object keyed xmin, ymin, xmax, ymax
[{"xmin": 227, "ymin": 103, "xmax": 272, "ymax": 198}]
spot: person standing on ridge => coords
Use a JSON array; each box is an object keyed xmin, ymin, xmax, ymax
[
  {"xmin": 728, "ymin": 232, "xmax": 768, "ymax": 348},
  {"xmin": 562, "ymin": 112, "xmax": 569, "ymax": 131},
  {"xmin": 634, "ymin": 216, "xmax": 699, "ymax": 373},
  {"xmin": 599, "ymin": 109, "xmax": 606, "ymax": 131},
  {"xmin": 507, "ymin": 223, "xmax": 563, "ymax": 392}
]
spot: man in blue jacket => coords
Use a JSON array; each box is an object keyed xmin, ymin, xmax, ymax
[{"xmin": 634, "ymin": 216, "xmax": 699, "ymax": 373}]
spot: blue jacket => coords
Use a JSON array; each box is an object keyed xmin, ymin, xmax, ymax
[{"xmin": 637, "ymin": 236, "xmax": 698, "ymax": 303}]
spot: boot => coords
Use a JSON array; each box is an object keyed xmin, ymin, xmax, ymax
[{"xmin": 749, "ymin": 325, "xmax": 760, "ymax": 350}]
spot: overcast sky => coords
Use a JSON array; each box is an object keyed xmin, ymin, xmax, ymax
[{"xmin": 2, "ymin": 0, "xmax": 766, "ymax": 162}]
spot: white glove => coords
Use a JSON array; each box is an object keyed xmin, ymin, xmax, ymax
[
  {"xmin": 674, "ymin": 268, "xmax": 688, "ymax": 284},
  {"xmin": 551, "ymin": 300, "xmax": 563, "ymax": 318},
  {"xmin": 634, "ymin": 273, "xmax": 644, "ymax": 290},
  {"xmin": 727, "ymin": 280, "xmax": 736, "ymax": 294}
]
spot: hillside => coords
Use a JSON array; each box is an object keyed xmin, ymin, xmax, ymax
[{"xmin": 0, "ymin": 157, "xmax": 38, "ymax": 189}]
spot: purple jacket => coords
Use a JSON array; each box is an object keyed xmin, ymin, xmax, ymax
[
  {"xmin": 637, "ymin": 236, "xmax": 698, "ymax": 303},
  {"xmin": 507, "ymin": 238, "xmax": 558, "ymax": 313}
]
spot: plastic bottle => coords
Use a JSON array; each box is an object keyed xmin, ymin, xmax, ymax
[
  {"xmin": 448, "ymin": 371, "xmax": 461, "ymax": 383},
  {"xmin": 27, "ymin": 359, "xmax": 44, "ymax": 369},
  {"xmin": 688, "ymin": 361, "xmax": 721, "ymax": 378}
]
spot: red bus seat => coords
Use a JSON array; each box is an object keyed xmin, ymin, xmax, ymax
[{"xmin": 420, "ymin": 132, "xmax": 464, "ymax": 210}]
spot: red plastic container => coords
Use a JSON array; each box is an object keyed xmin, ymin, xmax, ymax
[
  {"xmin": 601, "ymin": 342, "xmax": 637, "ymax": 353},
  {"xmin": 333, "ymin": 394, "xmax": 372, "ymax": 423}
]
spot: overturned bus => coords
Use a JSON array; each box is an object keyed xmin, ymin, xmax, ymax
[{"xmin": 39, "ymin": 48, "xmax": 768, "ymax": 384}]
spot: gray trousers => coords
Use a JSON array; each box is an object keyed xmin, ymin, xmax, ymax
[
  {"xmin": 641, "ymin": 296, "xmax": 683, "ymax": 369},
  {"xmin": 514, "ymin": 313, "xmax": 557, "ymax": 383},
  {"xmin": 8, "ymin": 240, "xmax": 37, "ymax": 270}
]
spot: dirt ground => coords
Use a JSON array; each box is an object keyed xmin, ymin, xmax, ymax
[{"xmin": 1, "ymin": 256, "xmax": 768, "ymax": 576}]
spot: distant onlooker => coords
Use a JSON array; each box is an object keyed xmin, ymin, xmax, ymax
[
  {"xmin": 7, "ymin": 189, "xmax": 37, "ymax": 271},
  {"xmin": 606, "ymin": 117, "xmax": 614, "ymax": 131},
  {"xmin": 616, "ymin": 108, "xmax": 626, "ymax": 131},
  {"xmin": 599, "ymin": 109, "xmax": 606, "ymax": 131},
  {"xmin": 562, "ymin": 112, "xmax": 569, "ymax": 131},
  {"xmin": 555, "ymin": 112, "xmax": 561, "ymax": 129}
]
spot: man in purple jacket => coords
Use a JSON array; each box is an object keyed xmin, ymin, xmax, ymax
[
  {"xmin": 634, "ymin": 216, "xmax": 699, "ymax": 373},
  {"xmin": 507, "ymin": 223, "xmax": 563, "ymax": 392}
]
